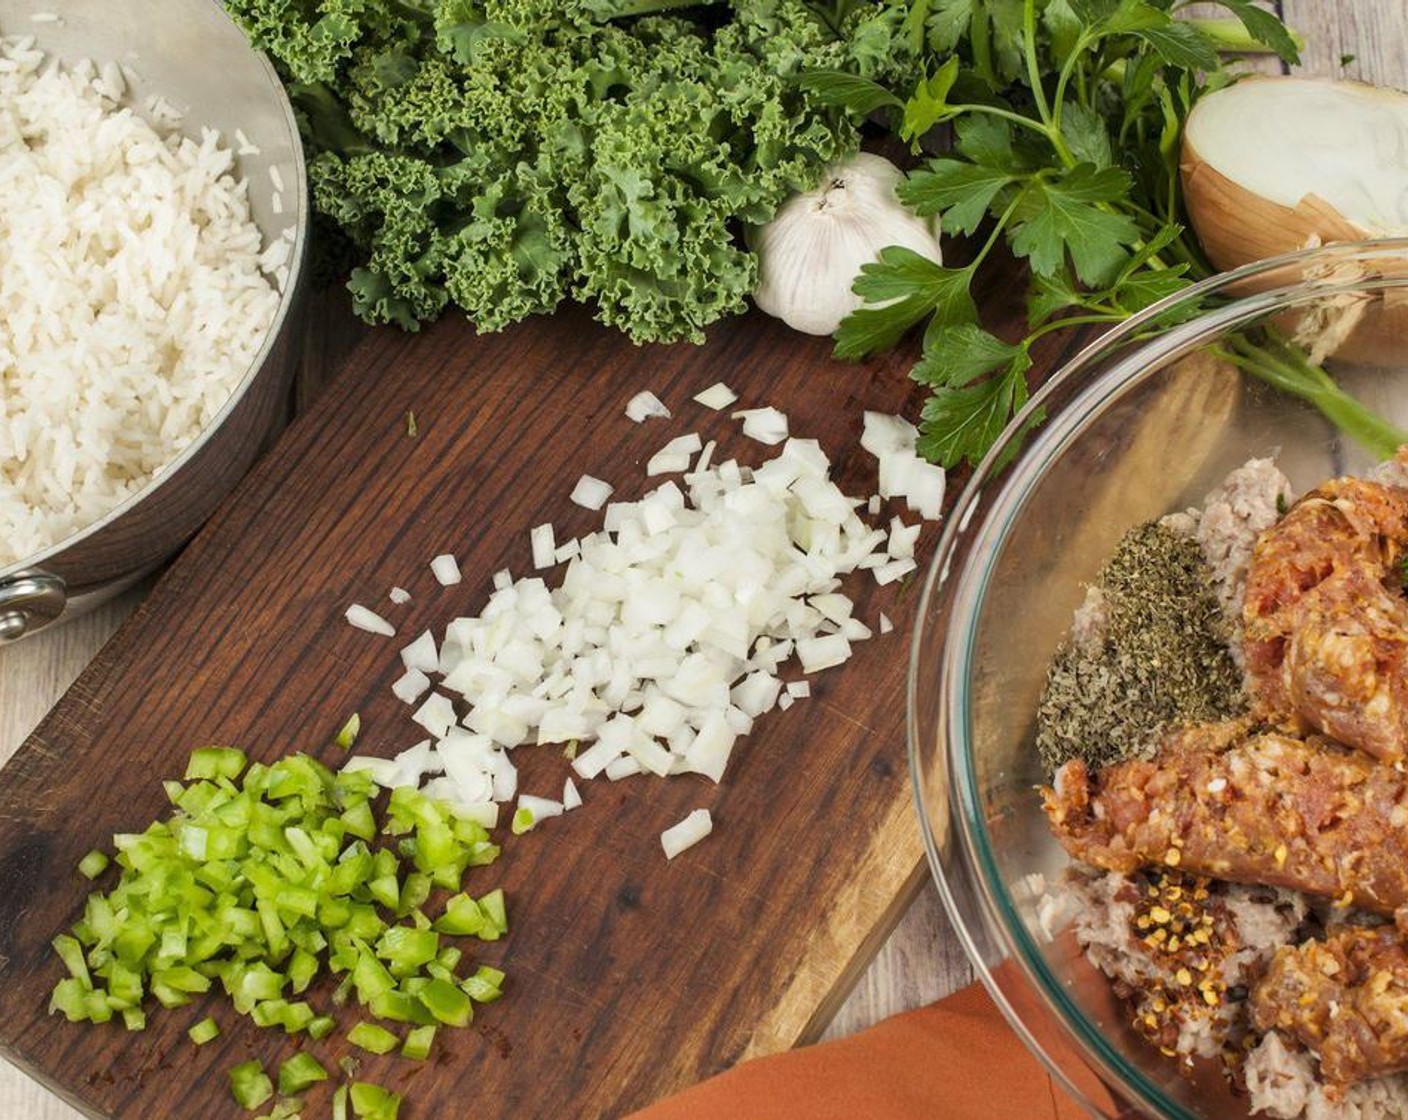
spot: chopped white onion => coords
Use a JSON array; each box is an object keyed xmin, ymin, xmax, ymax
[
  {"xmin": 693, "ymin": 382, "xmax": 737, "ymax": 410},
  {"xmin": 904, "ymin": 461, "xmax": 946, "ymax": 521},
  {"xmin": 888, "ymin": 517, "xmax": 921, "ymax": 560},
  {"xmin": 647, "ymin": 433, "xmax": 703, "ymax": 476},
  {"xmin": 684, "ymin": 714, "xmax": 735, "ymax": 782},
  {"xmin": 393, "ymin": 667, "xmax": 432, "ymax": 705},
  {"xmin": 346, "ymin": 603, "xmax": 395, "ymax": 637},
  {"xmin": 450, "ymin": 801, "xmax": 499, "ymax": 829},
  {"xmin": 572, "ymin": 737, "xmax": 621, "ymax": 780},
  {"xmin": 661, "ymin": 809, "xmax": 713, "ymax": 859},
  {"xmin": 530, "ymin": 523, "xmax": 557, "ymax": 569},
  {"xmin": 605, "ymin": 755, "xmax": 642, "ymax": 781},
  {"xmin": 389, "ymin": 586, "xmax": 412, "ymax": 605},
  {"xmin": 864, "ymin": 413, "xmax": 945, "ymax": 521},
  {"xmin": 342, "ymin": 756, "xmax": 400, "ymax": 786},
  {"xmin": 431, "ymin": 554, "xmax": 462, "ymax": 586},
  {"xmin": 797, "ymin": 634, "xmax": 852, "ymax": 673},
  {"xmin": 840, "ymin": 617, "xmax": 873, "ymax": 642},
  {"xmin": 879, "ymin": 612, "xmax": 894, "ymax": 635},
  {"xmin": 732, "ymin": 407, "xmax": 789, "ymax": 445},
  {"xmin": 693, "ymin": 440, "xmax": 717, "ymax": 476},
  {"xmin": 390, "ymin": 739, "xmax": 442, "ymax": 786},
  {"xmin": 625, "ymin": 390, "xmax": 671, "ymax": 422},
  {"xmin": 411, "ymin": 693, "xmax": 457, "ymax": 738},
  {"xmin": 517, "ymin": 794, "xmax": 564, "ymax": 821},
  {"xmin": 570, "ymin": 475, "xmax": 613, "ymax": 510},
  {"xmin": 874, "ymin": 558, "xmax": 918, "ymax": 586},
  {"xmin": 867, "ymin": 495, "xmax": 881, "ymax": 516},
  {"xmin": 646, "ymin": 452, "xmax": 691, "ymax": 477},
  {"xmin": 380, "ymin": 405, "xmax": 932, "ymax": 857},
  {"xmin": 861, "ymin": 411, "xmax": 919, "ymax": 458},
  {"xmin": 400, "ymin": 631, "xmax": 439, "ymax": 674},
  {"xmin": 555, "ymin": 538, "xmax": 581, "ymax": 564}
]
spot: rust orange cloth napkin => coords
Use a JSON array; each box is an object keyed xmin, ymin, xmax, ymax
[{"xmin": 628, "ymin": 982, "xmax": 1090, "ymax": 1120}]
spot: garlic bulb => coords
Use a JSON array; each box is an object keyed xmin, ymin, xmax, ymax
[{"xmin": 751, "ymin": 152, "xmax": 942, "ymax": 337}]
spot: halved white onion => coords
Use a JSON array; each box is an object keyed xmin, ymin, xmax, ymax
[{"xmin": 1182, "ymin": 76, "xmax": 1408, "ymax": 364}]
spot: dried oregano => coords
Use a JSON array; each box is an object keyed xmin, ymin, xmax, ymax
[{"xmin": 1036, "ymin": 521, "xmax": 1245, "ymax": 777}]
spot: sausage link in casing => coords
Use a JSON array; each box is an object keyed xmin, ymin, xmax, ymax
[
  {"xmin": 1043, "ymin": 722, "xmax": 1408, "ymax": 916},
  {"xmin": 1243, "ymin": 478, "xmax": 1408, "ymax": 762}
]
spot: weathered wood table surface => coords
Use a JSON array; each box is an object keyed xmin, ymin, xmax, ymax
[{"xmin": 2, "ymin": 5, "xmax": 1404, "ymax": 1116}]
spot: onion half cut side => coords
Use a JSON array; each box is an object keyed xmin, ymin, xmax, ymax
[{"xmin": 1181, "ymin": 76, "xmax": 1408, "ymax": 366}]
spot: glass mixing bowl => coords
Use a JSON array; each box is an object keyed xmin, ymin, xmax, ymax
[{"xmin": 909, "ymin": 239, "xmax": 1408, "ymax": 1119}]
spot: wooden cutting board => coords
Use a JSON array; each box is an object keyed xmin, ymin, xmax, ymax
[{"xmin": 0, "ymin": 296, "xmax": 1025, "ymax": 1119}]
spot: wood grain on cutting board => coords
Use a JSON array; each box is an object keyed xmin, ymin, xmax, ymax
[{"xmin": 0, "ymin": 305, "xmax": 1000, "ymax": 1119}]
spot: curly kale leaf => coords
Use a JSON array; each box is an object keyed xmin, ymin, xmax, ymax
[
  {"xmin": 224, "ymin": 0, "xmax": 435, "ymax": 85},
  {"xmin": 310, "ymin": 150, "xmax": 449, "ymax": 329},
  {"xmin": 233, "ymin": 0, "xmax": 912, "ymax": 343},
  {"xmin": 440, "ymin": 160, "xmax": 575, "ymax": 330}
]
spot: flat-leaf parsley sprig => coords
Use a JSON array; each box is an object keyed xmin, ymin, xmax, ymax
[{"xmin": 805, "ymin": 0, "xmax": 1402, "ymax": 467}]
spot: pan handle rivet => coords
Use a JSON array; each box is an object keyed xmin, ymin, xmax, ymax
[{"xmin": 0, "ymin": 573, "xmax": 67, "ymax": 643}]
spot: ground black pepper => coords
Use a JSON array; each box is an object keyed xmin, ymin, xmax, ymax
[{"xmin": 1036, "ymin": 521, "xmax": 1245, "ymax": 777}]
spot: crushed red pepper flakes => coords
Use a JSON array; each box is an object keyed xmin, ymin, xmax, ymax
[{"xmin": 1125, "ymin": 870, "xmax": 1245, "ymax": 1072}]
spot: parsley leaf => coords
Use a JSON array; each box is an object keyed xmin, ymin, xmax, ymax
[
  {"xmin": 954, "ymin": 115, "xmax": 1020, "ymax": 169},
  {"xmin": 1058, "ymin": 103, "xmax": 1112, "ymax": 168},
  {"xmin": 834, "ymin": 248, "xmax": 977, "ymax": 360},
  {"xmin": 1009, "ymin": 166, "xmax": 1139, "ymax": 285},
  {"xmin": 900, "ymin": 56, "xmax": 961, "ymax": 145},
  {"xmin": 797, "ymin": 71, "xmax": 904, "ymax": 116},
  {"xmin": 1028, "ymin": 266, "xmax": 1086, "ymax": 326},
  {"xmin": 1042, "ymin": 0, "xmax": 1084, "ymax": 61},
  {"xmin": 1219, "ymin": 0, "xmax": 1302, "ymax": 63},
  {"xmin": 1109, "ymin": 268, "xmax": 1191, "ymax": 313},
  {"xmin": 914, "ymin": 324, "xmax": 1031, "ymax": 385},
  {"xmin": 1133, "ymin": 20, "xmax": 1221, "ymax": 71},
  {"xmin": 825, "ymin": 0, "xmax": 1395, "ymax": 471},
  {"xmin": 926, "ymin": 0, "xmax": 976, "ymax": 54},
  {"xmin": 1067, "ymin": 0, "xmax": 1119, "ymax": 21},
  {"xmin": 916, "ymin": 364, "xmax": 1031, "ymax": 467},
  {"xmin": 898, "ymin": 160, "xmax": 1016, "ymax": 235}
]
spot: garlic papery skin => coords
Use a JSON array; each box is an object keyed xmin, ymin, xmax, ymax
[{"xmin": 751, "ymin": 152, "xmax": 942, "ymax": 337}]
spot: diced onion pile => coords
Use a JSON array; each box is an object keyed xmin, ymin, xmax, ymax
[{"xmin": 347, "ymin": 403, "xmax": 943, "ymax": 857}]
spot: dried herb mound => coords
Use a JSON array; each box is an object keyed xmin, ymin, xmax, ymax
[{"xmin": 1037, "ymin": 522, "xmax": 1244, "ymax": 777}]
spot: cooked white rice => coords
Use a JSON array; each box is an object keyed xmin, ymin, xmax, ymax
[{"xmin": 0, "ymin": 37, "xmax": 281, "ymax": 565}]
